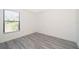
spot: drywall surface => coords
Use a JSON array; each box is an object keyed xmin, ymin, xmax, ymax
[
  {"xmin": 0, "ymin": 9, "xmax": 36, "ymax": 43},
  {"xmin": 34, "ymin": 12, "xmax": 42, "ymax": 32},
  {"xmin": 38, "ymin": 9, "xmax": 77, "ymax": 42},
  {"xmin": 76, "ymin": 10, "xmax": 79, "ymax": 47}
]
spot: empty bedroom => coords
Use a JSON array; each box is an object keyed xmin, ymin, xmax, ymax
[{"xmin": 0, "ymin": 9, "xmax": 79, "ymax": 49}]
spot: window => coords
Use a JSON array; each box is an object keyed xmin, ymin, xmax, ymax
[{"xmin": 3, "ymin": 10, "xmax": 20, "ymax": 33}]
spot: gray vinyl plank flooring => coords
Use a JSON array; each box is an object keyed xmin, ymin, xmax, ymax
[{"xmin": 0, "ymin": 32, "xmax": 78, "ymax": 49}]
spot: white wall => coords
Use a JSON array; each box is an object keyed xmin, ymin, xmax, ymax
[
  {"xmin": 76, "ymin": 10, "xmax": 79, "ymax": 47},
  {"xmin": 37, "ymin": 9, "xmax": 77, "ymax": 42},
  {"xmin": 0, "ymin": 9, "xmax": 36, "ymax": 43}
]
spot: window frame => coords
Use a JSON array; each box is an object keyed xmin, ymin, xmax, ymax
[{"xmin": 3, "ymin": 10, "xmax": 20, "ymax": 33}]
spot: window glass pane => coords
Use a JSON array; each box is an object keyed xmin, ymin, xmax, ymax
[
  {"xmin": 5, "ymin": 22, "xmax": 19, "ymax": 32},
  {"xmin": 3, "ymin": 10, "xmax": 20, "ymax": 33},
  {"xmin": 5, "ymin": 10, "xmax": 19, "ymax": 21}
]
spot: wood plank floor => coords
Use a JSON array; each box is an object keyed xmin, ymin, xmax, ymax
[{"xmin": 0, "ymin": 32, "xmax": 78, "ymax": 49}]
